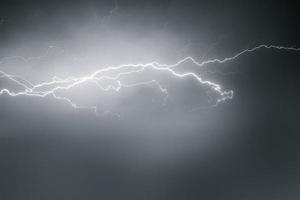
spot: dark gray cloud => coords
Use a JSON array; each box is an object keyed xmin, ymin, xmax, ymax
[{"xmin": 0, "ymin": 0, "xmax": 300, "ymax": 199}]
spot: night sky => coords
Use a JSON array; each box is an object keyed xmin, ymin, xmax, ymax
[{"xmin": 0, "ymin": 0, "xmax": 300, "ymax": 199}]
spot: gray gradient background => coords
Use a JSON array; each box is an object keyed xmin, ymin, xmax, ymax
[{"xmin": 0, "ymin": 0, "xmax": 300, "ymax": 199}]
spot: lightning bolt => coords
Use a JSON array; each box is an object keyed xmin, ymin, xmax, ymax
[{"xmin": 0, "ymin": 44, "xmax": 299, "ymax": 115}]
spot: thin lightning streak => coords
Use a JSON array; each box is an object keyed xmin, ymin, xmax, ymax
[
  {"xmin": 0, "ymin": 45, "xmax": 63, "ymax": 64},
  {"xmin": 0, "ymin": 45, "xmax": 299, "ymax": 115},
  {"xmin": 152, "ymin": 44, "xmax": 300, "ymax": 67}
]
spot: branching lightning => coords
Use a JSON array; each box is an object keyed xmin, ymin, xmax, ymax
[{"xmin": 0, "ymin": 44, "xmax": 299, "ymax": 115}]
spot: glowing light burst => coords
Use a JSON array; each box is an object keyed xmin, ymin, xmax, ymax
[{"xmin": 0, "ymin": 44, "xmax": 299, "ymax": 115}]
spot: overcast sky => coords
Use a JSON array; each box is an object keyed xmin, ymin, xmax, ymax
[{"xmin": 0, "ymin": 0, "xmax": 300, "ymax": 199}]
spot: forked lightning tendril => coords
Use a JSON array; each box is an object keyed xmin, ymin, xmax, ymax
[{"xmin": 0, "ymin": 44, "xmax": 299, "ymax": 115}]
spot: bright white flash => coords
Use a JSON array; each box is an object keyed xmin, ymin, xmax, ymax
[{"xmin": 0, "ymin": 44, "xmax": 299, "ymax": 115}]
